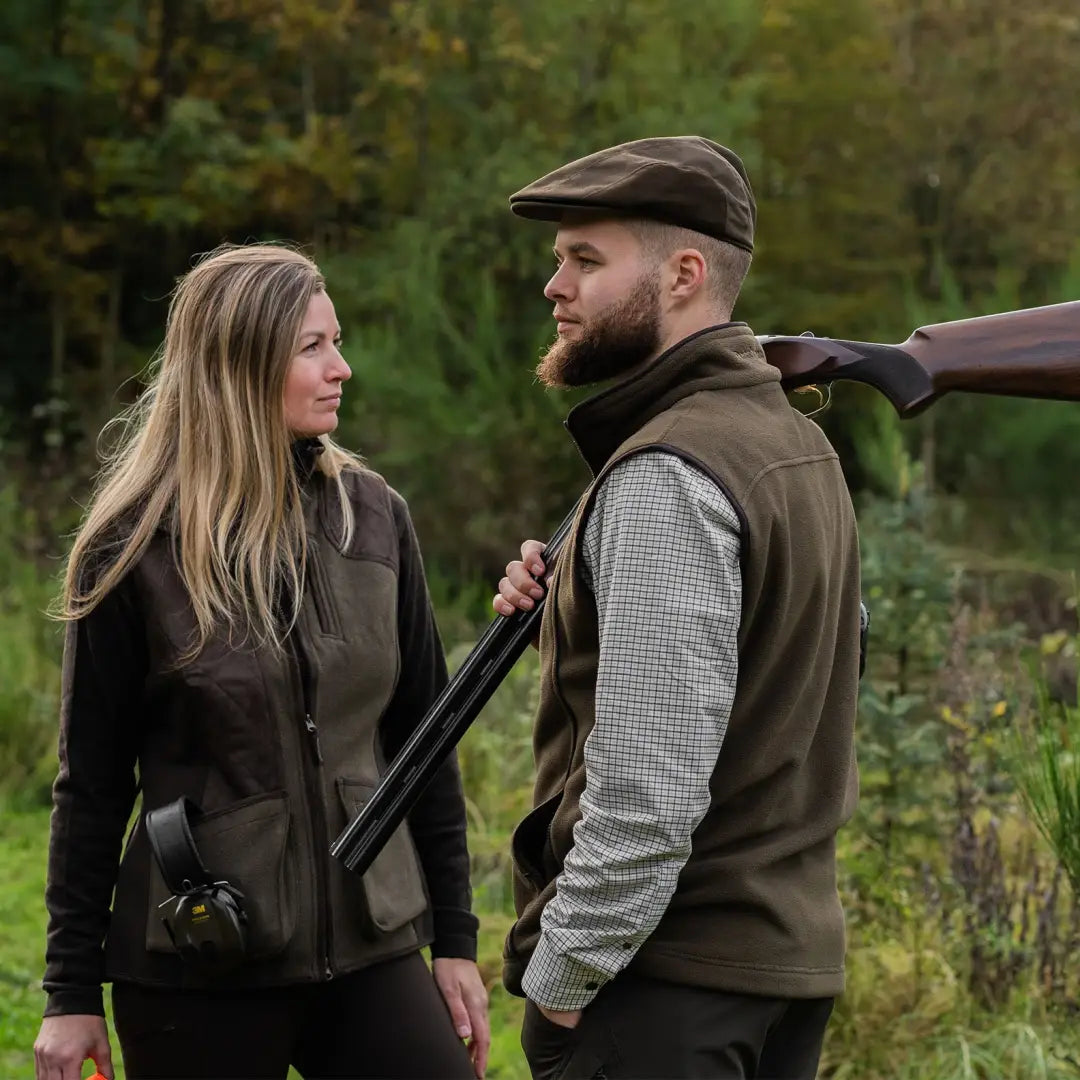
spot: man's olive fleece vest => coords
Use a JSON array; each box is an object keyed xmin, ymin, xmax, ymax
[
  {"xmin": 103, "ymin": 465, "xmax": 432, "ymax": 989},
  {"xmin": 504, "ymin": 324, "xmax": 861, "ymax": 999}
]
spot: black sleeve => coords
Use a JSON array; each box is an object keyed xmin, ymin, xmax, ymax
[
  {"xmin": 379, "ymin": 491, "xmax": 478, "ymax": 961},
  {"xmin": 42, "ymin": 575, "xmax": 144, "ymax": 1017}
]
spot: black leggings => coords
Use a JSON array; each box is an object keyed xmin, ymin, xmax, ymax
[{"xmin": 112, "ymin": 951, "xmax": 475, "ymax": 1079}]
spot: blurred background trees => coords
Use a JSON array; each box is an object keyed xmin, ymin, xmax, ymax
[{"xmin": 3, "ymin": 0, "xmax": 1079, "ymax": 574}]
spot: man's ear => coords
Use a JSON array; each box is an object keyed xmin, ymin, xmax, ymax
[{"xmin": 667, "ymin": 249, "xmax": 707, "ymax": 303}]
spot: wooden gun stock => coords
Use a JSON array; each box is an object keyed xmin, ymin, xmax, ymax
[
  {"xmin": 759, "ymin": 300, "xmax": 1080, "ymax": 416},
  {"xmin": 331, "ymin": 299, "xmax": 1080, "ymax": 878}
]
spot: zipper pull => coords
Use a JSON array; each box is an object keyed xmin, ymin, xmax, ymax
[{"xmin": 304, "ymin": 713, "xmax": 323, "ymax": 764}]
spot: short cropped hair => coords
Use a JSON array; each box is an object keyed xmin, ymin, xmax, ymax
[{"xmin": 627, "ymin": 219, "xmax": 751, "ymax": 316}]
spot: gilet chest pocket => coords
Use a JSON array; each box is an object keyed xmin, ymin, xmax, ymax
[{"xmin": 307, "ymin": 545, "xmax": 344, "ymax": 639}]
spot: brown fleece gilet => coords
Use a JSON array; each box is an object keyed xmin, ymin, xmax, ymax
[{"xmin": 504, "ymin": 324, "xmax": 861, "ymax": 999}]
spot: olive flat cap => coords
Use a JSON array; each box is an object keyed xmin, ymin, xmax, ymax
[{"xmin": 510, "ymin": 136, "xmax": 756, "ymax": 253}]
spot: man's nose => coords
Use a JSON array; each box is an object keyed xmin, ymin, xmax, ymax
[{"xmin": 544, "ymin": 265, "xmax": 573, "ymax": 302}]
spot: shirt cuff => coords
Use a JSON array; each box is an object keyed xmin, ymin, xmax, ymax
[
  {"xmin": 43, "ymin": 986, "xmax": 105, "ymax": 1018},
  {"xmin": 521, "ymin": 932, "xmax": 611, "ymax": 1010}
]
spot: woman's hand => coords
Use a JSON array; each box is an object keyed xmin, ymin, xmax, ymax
[
  {"xmin": 432, "ymin": 957, "xmax": 491, "ymax": 1078},
  {"xmin": 34, "ymin": 1013, "xmax": 114, "ymax": 1080}
]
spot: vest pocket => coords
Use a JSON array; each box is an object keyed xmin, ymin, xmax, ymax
[
  {"xmin": 511, "ymin": 791, "xmax": 562, "ymax": 889},
  {"xmin": 145, "ymin": 791, "xmax": 295, "ymax": 960},
  {"xmin": 307, "ymin": 544, "xmax": 345, "ymax": 639},
  {"xmin": 336, "ymin": 778, "xmax": 428, "ymax": 933}
]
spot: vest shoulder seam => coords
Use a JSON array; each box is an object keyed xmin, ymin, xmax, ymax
[{"xmin": 743, "ymin": 451, "xmax": 840, "ymax": 502}]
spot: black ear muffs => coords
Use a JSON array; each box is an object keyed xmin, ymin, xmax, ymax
[{"xmin": 146, "ymin": 797, "xmax": 248, "ymax": 973}]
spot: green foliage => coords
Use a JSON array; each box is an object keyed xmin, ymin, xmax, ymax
[
  {"xmin": 0, "ymin": 489, "xmax": 61, "ymax": 806},
  {"xmin": 855, "ymin": 473, "xmax": 958, "ymax": 861},
  {"xmin": 4, "ymin": 0, "xmax": 1080, "ymax": 563},
  {"xmin": 325, "ymin": 232, "xmax": 587, "ymax": 582},
  {"xmin": 0, "ymin": 808, "xmax": 57, "ymax": 1080},
  {"xmin": 897, "ymin": 252, "xmax": 1080, "ymax": 556},
  {"xmin": 1008, "ymin": 658, "xmax": 1080, "ymax": 895},
  {"xmin": 455, "ymin": 640, "xmax": 540, "ymax": 914}
]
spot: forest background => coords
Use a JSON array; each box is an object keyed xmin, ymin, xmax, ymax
[{"xmin": 2, "ymin": 1, "xmax": 1080, "ymax": 1077}]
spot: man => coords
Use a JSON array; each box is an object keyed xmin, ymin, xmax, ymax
[{"xmin": 492, "ymin": 136, "xmax": 862, "ymax": 1080}]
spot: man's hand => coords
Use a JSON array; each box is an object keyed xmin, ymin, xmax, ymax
[
  {"xmin": 34, "ymin": 1014, "xmax": 114, "ymax": 1080},
  {"xmin": 537, "ymin": 1003, "xmax": 583, "ymax": 1030},
  {"xmin": 493, "ymin": 540, "xmax": 548, "ymax": 618},
  {"xmin": 432, "ymin": 957, "xmax": 491, "ymax": 1078}
]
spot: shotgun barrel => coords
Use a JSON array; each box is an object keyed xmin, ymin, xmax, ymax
[{"xmin": 330, "ymin": 508, "xmax": 578, "ymax": 873}]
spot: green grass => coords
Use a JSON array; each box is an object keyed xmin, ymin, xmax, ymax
[
  {"xmin": 0, "ymin": 807, "xmax": 77, "ymax": 1080},
  {"xmin": 1010, "ymin": 694, "xmax": 1080, "ymax": 896}
]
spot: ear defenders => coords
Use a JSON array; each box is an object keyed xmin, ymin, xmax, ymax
[{"xmin": 145, "ymin": 797, "xmax": 248, "ymax": 973}]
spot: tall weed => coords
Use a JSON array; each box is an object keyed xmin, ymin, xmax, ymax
[{"xmin": 0, "ymin": 488, "xmax": 61, "ymax": 805}]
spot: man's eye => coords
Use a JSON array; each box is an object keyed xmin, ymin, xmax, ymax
[{"xmin": 578, "ymin": 257, "xmax": 597, "ymax": 268}]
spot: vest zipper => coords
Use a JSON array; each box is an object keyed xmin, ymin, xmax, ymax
[
  {"xmin": 304, "ymin": 714, "xmax": 323, "ymax": 764},
  {"xmin": 291, "ymin": 630, "xmax": 334, "ymax": 980}
]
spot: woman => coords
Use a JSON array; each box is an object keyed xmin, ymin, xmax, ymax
[{"xmin": 32, "ymin": 243, "xmax": 489, "ymax": 1080}]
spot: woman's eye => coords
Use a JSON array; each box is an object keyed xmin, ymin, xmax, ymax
[{"xmin": 304, "ymin": 341, "xmax": 319, "ymax": 353}]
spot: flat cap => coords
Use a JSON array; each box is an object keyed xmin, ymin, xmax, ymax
[{"xmin": 510, "ymin": 136, "xmax": 756, "ymax": 253}]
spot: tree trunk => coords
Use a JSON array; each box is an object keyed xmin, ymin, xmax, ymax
[
  {"xmin": 43, "ymin": 0, "xmax": 68, "ymax": 455},
  {"xmin": 93, "ymin": 265, "xmax": 124, "ymax": 439}
]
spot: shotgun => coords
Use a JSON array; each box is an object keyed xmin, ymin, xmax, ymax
[
  {"xmin": 758, "ymin": 299, "xmax": 1080, "ymax": 416},
  {"xmin": 331, "ymin": 299, "xmax": 1080, "ymax": 876}
]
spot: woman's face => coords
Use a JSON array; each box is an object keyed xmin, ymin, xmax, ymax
[{"xmin": 284, "ymin": 290, "xmax": 351, "ymax": 437}]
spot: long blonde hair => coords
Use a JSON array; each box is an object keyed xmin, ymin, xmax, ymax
[{"xmin": 59, "ymin": 242, "xmax": 363, "ymax": 656}]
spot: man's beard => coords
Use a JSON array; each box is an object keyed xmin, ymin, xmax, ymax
[{"xmin": 537, "ymin": 273, "xmax": 662, "ymax": 388}]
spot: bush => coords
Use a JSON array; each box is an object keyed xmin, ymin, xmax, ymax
[
  {"xmin": 0, "ymin": 487, "xmax": 62, "ymax": 804},
  {"xmin": 324, "ymin": 232, "xmax": 590, "ymax": 588},
  {"xmin": 1008, "ymin": 645, "xmax": 1080, "ymax": 896}
]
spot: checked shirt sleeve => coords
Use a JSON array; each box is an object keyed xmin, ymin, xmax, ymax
[{"xmin": 521, "ymin": 450, "xmax": 742, "ymax": 1011}]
